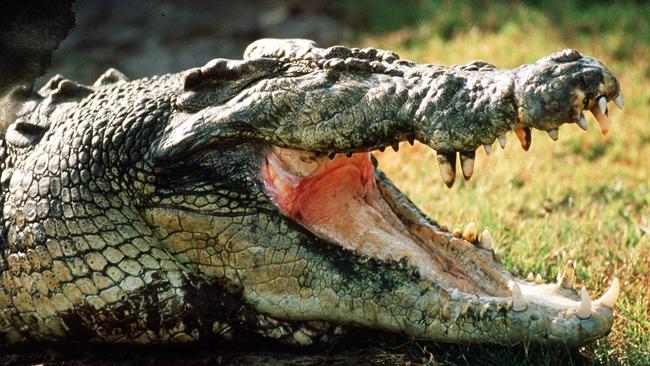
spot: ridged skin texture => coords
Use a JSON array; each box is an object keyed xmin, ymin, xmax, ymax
[{"xmin": 0, "ymin": 39, "xmax": 619, "ymax": 346}]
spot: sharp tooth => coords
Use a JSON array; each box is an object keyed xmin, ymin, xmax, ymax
[
  {"xmin": 526, "ymin": 272, "xmax": 535, "ymax": 282},
  {"xmin": 614, "ymin": 93, "xmax": 624, "ymax": 109},
  {"xmin": 598, "ymin": 96, "xmax": 607, "ymax": 115},
  {"xmin": 590, "ymin": 104, "xmax": 610, "ymax": 135},
  {"xmin": 510, "ymin": 282, "xmax": 527, "ymax": 311},
  {"xmin": 575, "ymin": 286, "xmax": 592, "ymax": 319},
  {"xmin": 558, "ymin": 260, "xmax": 576, "ymax": 289},
  {"xmin": 470, "ymin": 296, "xmax": 480, "ymax": 305},
  {"xmin": 479, "ymin": 229, "xmax": 492, "ymax": 250},
  {"xmin": 534, "ymin": 273, "xmax": 544, "ymax": 284},
  {"xmin": 460, "ymin": 151, "xmax": 476, "ymax": 180},
  {"xmin": 577, "ymin": 114, "xmax": 589, "ymax": 131},
  {"xmin": 437, "ymin": 152, "xmax": 457, "ymax": 188},
  {"xmin": 391, "ymin": 142, "xmax": 400, "ymax": 152},
  {"xmin": 547, "ymin": 128, "xmax": 559, "ymax": 141},
  {"xmin": 450, "ymin": 288, "xmax": 461, "ymax": 301},
  {"xmin": 451, "ymin": 227, "xmax": 462, "ymax": 238},
  {"xmin": 462, "ymin": 222, "xmax": 477, "ymax": 242},
  {"xmin": 514, "ymin": 127, "xmax": 532, "ymax": 151},
  {"xmin": 483, "ymin": 143, "xmax": 492, "ymax": 155},
  {"xmin": 407, "ymin": 135, "xmax": 415, "ymax": 145},
  {"xmin": 597, "ymin": 277, "xmax": 620, "ymax": 309},
  {"xmin": 498, "ymin": 135, "xmax": 506, "ymax": 149}
]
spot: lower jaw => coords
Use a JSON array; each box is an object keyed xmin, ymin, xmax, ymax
[{"xmin": 257, "ymin": 145, "xmax": 618, "ymax": 344}]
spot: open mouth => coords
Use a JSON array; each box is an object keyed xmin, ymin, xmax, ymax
[
  {"xmin": 150, "ymin": 40, "xmax": 624, "ymax": 344},
  {"xmin": 262, "ymin": 147, "xmax": 511, "ymax": 297},
  {"xmin": 261, "ymin": 131, "xmax": 620, "ymax": 336}
]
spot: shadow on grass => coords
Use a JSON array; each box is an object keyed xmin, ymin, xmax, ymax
[{"xmin": 0, "ymin": 330, "xmax": 601, "ymax": 366}]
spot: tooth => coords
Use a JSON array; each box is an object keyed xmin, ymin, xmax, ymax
[
  {"xmin": 479, "ymin": 229, "xmax": 492, "ymax": 250},
  {"xmin": 460, "ymin": 151, "xmax": 476, "ymax": 180},
  {"xmin": 450, "ymin": 288, "xmax": 460, "ymax": 301},
  {"xmin": 547, "ymin": 128, "xmax": 559, "ymax": 141},
  {"xmin": 534, "ymin": 273, "xmax": 544, "ymax": 284},
  {"xmin": 498, "ymin": 135, "xmax": 506, "ymax": 149},
  {"xmin": 575, "ymin": 286, "xmax": 592, "ymax": 319},
  {"xmin": 483, "ymin": 143, "xmax": 492, "ymax": 155},
  {"xmin": 407, "ymin": 135, "xmax": 415, "ymax": 145},
  {"xmin": 451, "ymin": 227, "xmax": 462, "ymax": 238},
  {"xmin": 577, "ymin": 114, "xmax": 589, "ymax": 131},
  {"xmin": 558, "ymin": 260, "xmax": 576, "ymax": 289},
  {"xmin": 526, "ymin": 272, "xmax": 535, "ymax": 282},
  {"xmin": 614, "ymin": 93, "xmax": 624, "ymax": 109},
  {"xmin": 510, "ymin": 282, "xmax": 527, "ymax": 312},
  {"xmin": 462, "ymin": 222, "xmax": 477, "ymax": 242},
  {"xmin": 391, "ymin": 142, "xmax": 400, "ymax": 152},
  {"xmin": 514, "ymin": 127, "xmax": 531, "ymax": 151},
  {"xmin": 437, "ymin": 152, "xmax": 457, "ymax": 188},
  {"xmin": 480, "ymin": 303, "xmax": 491, "ymax": 317},
  {"xmin": 597, "ymin": 277, "xmax": 620, "ymax": 309},
  {"xmin": 590, "ymin": 104, "xmax": 610, "ymax": 135},
  {"xmin": 598, "ymin": 96, "xmax": 607, "ymax": 115}
]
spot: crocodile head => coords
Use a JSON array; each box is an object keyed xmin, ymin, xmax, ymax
[
  {"xmin": 147, "ymin": 39, "xmax": 621, "ymax": 346},
  {"xmin": 1, "ymin": 39, "xmax": 621, "ymax": 346}
]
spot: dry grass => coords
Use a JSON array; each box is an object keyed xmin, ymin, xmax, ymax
[{"xmin": 344, "ymin": 0, "xmax": 650, "ymax": 364}]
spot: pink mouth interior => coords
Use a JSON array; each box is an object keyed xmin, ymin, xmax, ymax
[
  {"xmin": 261, "ymin": 146, "xmax": 510, "ymax": 296},
  {"xmin": 262, "ymin": 148, "xmax": 420, "ymax": 257},
  {"xmin": 262, "ymin": 148, "xmax": 376, "ymax": 221}
]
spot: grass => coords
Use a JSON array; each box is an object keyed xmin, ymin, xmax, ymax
[{"xmin": 341, "ymin": 0, "xmax": 650, "ymax": 364}]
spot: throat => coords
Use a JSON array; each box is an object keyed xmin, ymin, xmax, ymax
[
  {"xmin": 299, "ymin": 163, "xmax": 375, "ymax": 223},
  {"xmin": 263, "ymin": 148, "xmax": 376, "ymax": 220},
  {"xmin": 262, "ymin": 148, "xmax": 415, "ymax": 254},
  {"xmin": 261, "ymin": 147, "xmax": 430, "ymax": 270}
]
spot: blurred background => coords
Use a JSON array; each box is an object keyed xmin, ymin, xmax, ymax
[
  {"xmin": 42, "ymin": 0, "xmax": 355, "ymax": 83},
  {"xmin": 36, "ymin": 0, "xmax": 650, "ymax": 365}
]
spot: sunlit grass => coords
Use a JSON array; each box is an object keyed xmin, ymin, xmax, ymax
[{"xmin": 344, "ymin": 0, "xmax": 650, "ymax": 364}]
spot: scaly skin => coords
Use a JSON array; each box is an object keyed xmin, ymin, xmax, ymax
[{"xmin": 0, "ymin": 39, "xmax": 621, "ymax": 346}]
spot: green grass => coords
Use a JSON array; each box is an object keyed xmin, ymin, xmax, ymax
[{"xmin": 341, "ymin": 0, "xmax": 650, "ymax": 364}]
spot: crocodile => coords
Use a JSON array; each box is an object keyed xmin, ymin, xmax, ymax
[{"xmin": 0, "ymin": 38, "xmax": 622, "ymax": 347}]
